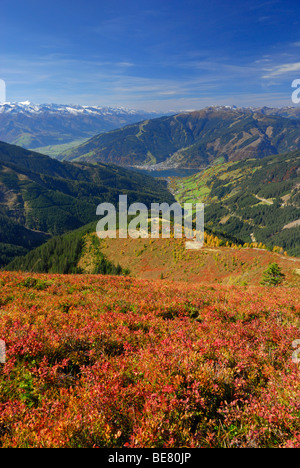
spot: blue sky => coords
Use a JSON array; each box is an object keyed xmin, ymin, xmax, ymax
[{"xmin": 1, "ymin": 0, "xmax": 300, "ymax": 111}]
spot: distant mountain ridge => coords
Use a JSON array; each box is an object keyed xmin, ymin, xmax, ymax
[
  {"xmin": 252, "ymin": 106, "xmax": 300, "ymax": 119},
  {"xmin": 2, "ymin": 102, "xmax": 300, "ymax": 160},
  {"xmin": 0, "ymin": 102, "xmax": 161, "ymax": 151},
  {"xmin": 198, "ymin": 105, "xmax": 300, "ymax": 119},
  {"xmin": 0, "ymin": 101, "xmax": 155, "ymax": 117},
  {"xmin": 61, "ymin": 106, "xmax": 300, "ymax": 169}
]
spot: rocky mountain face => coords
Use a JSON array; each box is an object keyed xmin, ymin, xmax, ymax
[{"xmin": 61, "ymin": 106, "xmax": 300, "ymax": 169}]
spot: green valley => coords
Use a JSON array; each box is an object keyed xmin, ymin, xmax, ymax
[{"xmin": 171, "ymin": 150, "xmax": 300, "ymax": 256}]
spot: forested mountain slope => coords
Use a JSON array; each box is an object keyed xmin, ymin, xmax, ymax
[
  {"xmin": 172, "ymin": 150, "xmax": 300, "ymax": 256},
  {"xmin": 61, "ymin": 107, "xmax": 300, "ymax": 169},
  {"xmin": 0, "ymin": 141, "xmax": 174, "ymax": 266}
]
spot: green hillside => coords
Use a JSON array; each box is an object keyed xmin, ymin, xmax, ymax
[
  {"xmin": 4, "ymin": 206, "xmax": 251, "ymax": 275},
  {"xmin": 4, "ymin": 222, "xmax": 128, "ymax": 275},
  {"xmin": 61, "ymin": 107, "xmax": 300, "ymax": 168},
  {"xmin": 171, "ymin": 150, "xmax": 300, "ymax": 256},
  {"xmin": 0, "ymin": 141, "xmax": 175, "ymax": 266}
]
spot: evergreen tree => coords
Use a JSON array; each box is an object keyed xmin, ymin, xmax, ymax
[{"xmin": 260, "ymin": 263, "xmax": 285, "ymax": 286}]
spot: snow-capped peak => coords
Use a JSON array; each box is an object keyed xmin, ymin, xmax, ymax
[
  {"xmin": 19, "ymin": 100, "xmax": 32, "ymax": 106},
  {"xmin": 0, "ymin": 101, "xmax": 159, "ymax": 117}
]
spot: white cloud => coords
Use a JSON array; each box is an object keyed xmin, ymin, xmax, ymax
[
  {"xmin": 117, "ymin": 62, "xmax": 135, "ymax": 68},
  {"xmin": 262, "ymin": 62, "xmax": 300, "ymax": 78},
  {"xmin": 1, "ymin": 46, "xmax": 298, "ymax": 112}
]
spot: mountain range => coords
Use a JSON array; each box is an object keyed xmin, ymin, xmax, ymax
[
  {"xmin": 0, "ymin": 103, "xmax": 299, "ymax": 268},
  {"xmin": 2, "ymin": 102, "xmax": 300, "ymax": 164},
  {"xmin": 60, "ymin": 106, "xmax": 300, "ymax": 169},
  {"xmin": 0, "ymin": 102, "xmax": 161, "ymax": 154}
]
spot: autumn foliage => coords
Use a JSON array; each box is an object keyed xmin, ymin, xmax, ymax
[{"xmin": 0, "ymin": 271, "xmax": 299, "ymax": 448}]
